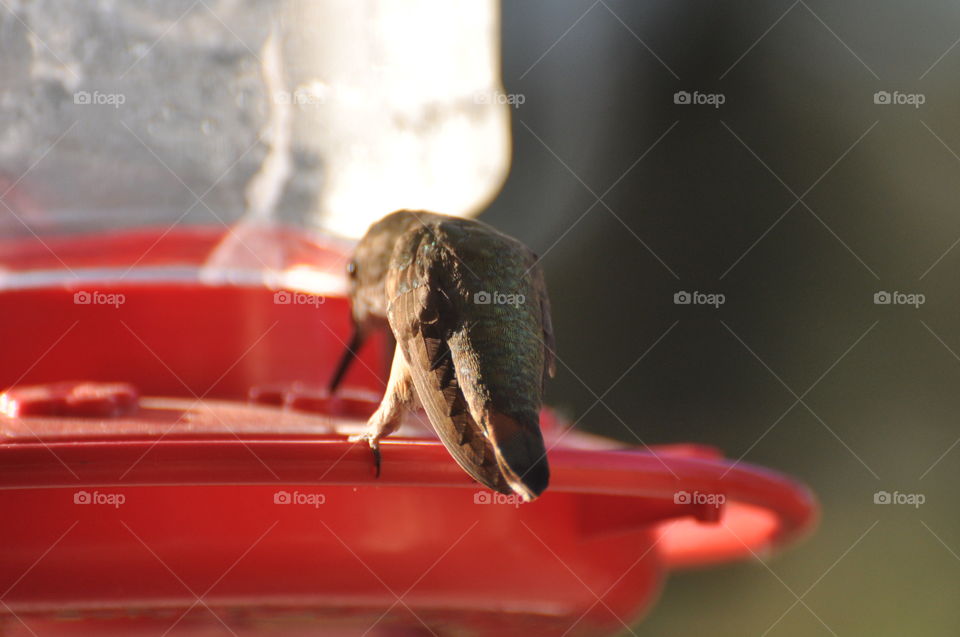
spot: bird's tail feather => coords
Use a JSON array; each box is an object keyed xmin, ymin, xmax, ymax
[{"xmin": 483, "ymin": 410, "xmax": 550, "ymax": 501}]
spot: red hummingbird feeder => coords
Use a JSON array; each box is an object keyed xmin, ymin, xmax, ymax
[{"xmin": 0, "ymin": 226, "xmax": 817, "ymax": 637}]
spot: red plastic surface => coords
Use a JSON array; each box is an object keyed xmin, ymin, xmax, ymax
[
  {"xmin": 0, "ymin": 381, "xmax": 140, "ymax": 418},
  {"xmin": 0, "ymin": 228, "xmax": 818, "ymax": 636}
]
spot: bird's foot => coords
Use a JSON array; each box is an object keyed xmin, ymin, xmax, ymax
[{"xmin": 348, "ymin": 430, "xmax": 383, "ymax": 478}]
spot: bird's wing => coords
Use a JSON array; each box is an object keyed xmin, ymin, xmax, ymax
[{"xmin": 385, "ymin": 228, "xmax": 512, "ymax": 494}]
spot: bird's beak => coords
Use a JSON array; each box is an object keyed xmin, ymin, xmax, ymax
[{"xmin": 328, "ymin": 324, "xmax": 367, "ymax": 393}]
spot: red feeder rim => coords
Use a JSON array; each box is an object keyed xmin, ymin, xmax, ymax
[{"xmin": 0, "ymin": 227, "xmax": 818, "ymax": 636}]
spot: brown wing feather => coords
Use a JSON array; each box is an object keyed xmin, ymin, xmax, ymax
[{"xmin": 385, "ymin": 232, "xmax": 511, "ymax": 494}]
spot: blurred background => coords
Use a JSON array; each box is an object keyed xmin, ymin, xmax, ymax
[
  {"xmin": 490, "ymin": 1, "xmax": 960, "ymax": 634},
  {"xmin": 2, "ymin": 0, "xmax": 958, "ymax": 634}
]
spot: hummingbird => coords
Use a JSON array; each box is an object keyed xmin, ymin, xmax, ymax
[{"xmin": 329, "ymin": 210, "xmax": 556, "ymax": 501}]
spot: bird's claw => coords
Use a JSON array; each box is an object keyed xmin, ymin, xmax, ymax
[{"xmin": 348, "ymin": 431, "xmax": 382, "ymax": 478}]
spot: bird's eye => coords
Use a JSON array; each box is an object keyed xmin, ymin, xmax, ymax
[{"xmin": 346, "ymin": 261, "xmax": 357, "ymax": 278}]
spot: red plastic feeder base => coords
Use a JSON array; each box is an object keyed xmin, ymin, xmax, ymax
[{"xmin": 0, "ymin": 228, "xmax": 818, "ymax": 636}]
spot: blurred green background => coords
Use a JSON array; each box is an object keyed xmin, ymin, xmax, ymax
[{"xmin": 486, "ymin": 1, "xmax": 960, "ymax": 634}]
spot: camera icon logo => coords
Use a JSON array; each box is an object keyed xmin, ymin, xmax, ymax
[
  {"xmin": 673, "ymin": 490, "xmax": 691, "ymax": 504},
  {"xmin": 73, "ymin": 91, "xmax": 91, "ymax": 105},
  {"xmin": 673, "ymin": 91, "xmax": 691, "ymax": 105},
  {"xmin": 474, "ymin": 291, "xmax": 491, "ymax": 304},
  {"xmin": 273, "ymin": 290, "xmax": 291, "ymax": 304},
  {"xmin": 673, "ymin": 291, "xmax": 692, "ymax": 305},
  {"xmin": 74, "ymin": 490, "xmax": 91, "ymax": 504},
  {"xmin": 273, "ymin": 490, "xmax": 291, "ymax": 504},
  {"xmin": 874, "ymin": 490, "xmax": 891, "ymax": 504},
  {"xmin": 873, "ymin": 291, "xmax": 891, "ymax": 305},
  {"xmin": 73, "ymin": 290, "xmax": 91, "ymax": 304},
  {"xmin": 473, "ymin": 491, "xmax": 492, "ymax": 504},
  {"xmin": 273, "ymin": 90, "xmax": 292, "ymax": 105},
  {"xmin": 874, "ymin": 91, "xmax": 891, "ymax": 105}
]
